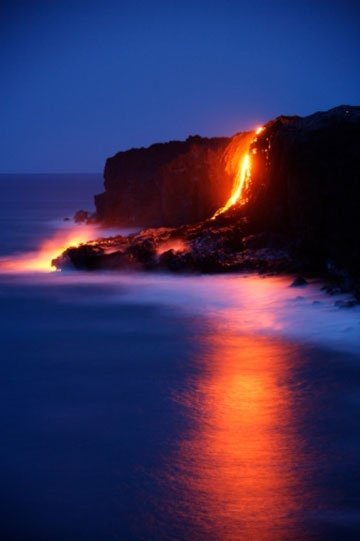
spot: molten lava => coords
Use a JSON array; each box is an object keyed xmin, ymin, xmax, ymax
[
  {"xmin": 212, "ymin": 126, "xmax": 264, "ymax": 219},
  {"xmin": 0, "ymin": 225, "xmax": 97, "ymax": 273},
  {"xmin": 156, "ymin": 239, "xmax": 188, "ymax": 256}
]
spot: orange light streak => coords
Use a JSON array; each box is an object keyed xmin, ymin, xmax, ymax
[
  {"xmin": 0, "ymin": 226, "xmax": 97, "ymax": 273},
  {"xmin": 212, "ymin": 126, "xmax": 264, "ymax": 219},
  {"xmin": 170, "ymin": 320, "xmax": 303, "ymax": 540}
]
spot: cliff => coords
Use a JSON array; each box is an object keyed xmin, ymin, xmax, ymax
[
  {"xmin": 58, "ymin": 105, "xmax": 360, "ymax": 297},
  {"xmin": 95, "ymin": 135, "xmax": 235, "ymax": 227},
  {"xmin": 247, "ymin": 105, "xmax": 360, "ymax": 281}
]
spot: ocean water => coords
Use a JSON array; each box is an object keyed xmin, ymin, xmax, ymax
[{"xmin": 0, "ymin": 174, "xmax": 360, "ymax": 541}]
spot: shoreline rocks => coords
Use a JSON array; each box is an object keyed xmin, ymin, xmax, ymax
[{"xmin": 54, "ymin": 105, "xmax": 360, "ymax": 301}]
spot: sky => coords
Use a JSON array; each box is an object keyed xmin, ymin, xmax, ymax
[{"xmin": 0, "ymin": 0, "xmax": 359, "ymax": 173}]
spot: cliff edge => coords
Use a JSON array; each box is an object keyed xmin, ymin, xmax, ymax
[
  {"xmin": 58, "ymin": 105, "xmax": 360, "ymax": 298},
  {"xmin": 95, "ymin": 135, "xmax": 235, "ymax": 227}
]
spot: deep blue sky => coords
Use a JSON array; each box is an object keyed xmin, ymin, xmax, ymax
[{"xmin": 0, "ymin": 0, "xmax": 359, "ymax": 173}]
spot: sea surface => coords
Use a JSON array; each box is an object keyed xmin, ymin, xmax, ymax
[{"xmin": 0, "ymin": 174, "xmax": 360, "ymax": 541}]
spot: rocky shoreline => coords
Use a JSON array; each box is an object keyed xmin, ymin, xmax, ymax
[
  {"xmin": 52, "ymin": 208, "xmax": 359, "ymax": 301},
  {"xmin": 54, "ymin": 105, "xmax": 360, "ymax": 300}
]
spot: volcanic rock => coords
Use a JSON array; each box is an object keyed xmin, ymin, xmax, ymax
[
  {"xmin": 74, "ymin": 210, "xmax": 90, "ymax": 223},
  {"xmin": 290, "ymin": 276, "xmax": 308, "ymax": 287},
  {"xmin": 95, "ymin": 135, "xmax": 236, "ymax": 227},
  {"xmin": 248, "ymin": 105, "xmax": 360, "ymax": 297},
  {"xmin": 249, "ymin": 106, "xmax": 360, "ymax": 258},
  {"xmin": 55, "ymin": 105, "xmax": 360, "ymax": 299}
]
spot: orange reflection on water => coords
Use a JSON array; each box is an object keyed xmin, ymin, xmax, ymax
[{"xmin": 171, "ymin": 325, "xmax": 303, "ymax": 540}]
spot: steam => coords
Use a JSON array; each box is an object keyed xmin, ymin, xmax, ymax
[{"xmin": 0, "ymin": 225, "xmax": 98, "ymax": 273}]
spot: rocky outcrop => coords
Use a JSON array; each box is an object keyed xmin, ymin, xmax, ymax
[
  {"xmin": 247, "ymin": 105, "xmax": 360, "ymax": 294},
  {"xmin": 52, "ymin": 220, "xmax": 294, "ymax": 275},
  {"xmin": 57, "ymin": 105, "xmax": 360, "ymax": 298},
  {"xmin": 95, "ymin": 135, "xmax": 237, "ymax": 227}
]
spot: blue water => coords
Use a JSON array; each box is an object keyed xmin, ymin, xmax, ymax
[{"xmin": 0, "ymin": 175, "xmax": 360, "ymax": 540}]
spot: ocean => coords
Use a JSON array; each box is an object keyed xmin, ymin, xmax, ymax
[{"xmin": 0, "ymin": 174, "xmax": 360, "ymax": 540}]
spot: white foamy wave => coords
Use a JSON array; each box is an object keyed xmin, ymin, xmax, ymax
[{"xmin": 3, "ymin": 270, "xmax": 358, "ymax": 355}]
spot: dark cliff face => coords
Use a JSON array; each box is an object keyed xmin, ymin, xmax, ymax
[
  {"xmin": 248, "ymin": 105, "xmax": 360, "ymax": 275},
  {"xmin": 62, "ymin": 105, "xmax": 360, "ymax": 297},
  {"xmin": 95, "ymin": 135, "xmax": 234, "ymax": 227}
]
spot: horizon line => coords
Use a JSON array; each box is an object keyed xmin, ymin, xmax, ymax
[{"xmin": 0, "ymin": 172, "xmax": 103, "ymax": 176}]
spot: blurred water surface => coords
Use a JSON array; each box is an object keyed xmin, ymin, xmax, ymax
[{"xmin": 0, "ymin": 175, "xmax": 359, "ymax": 540}]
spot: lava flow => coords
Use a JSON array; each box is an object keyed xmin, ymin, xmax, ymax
[
  {"xmin": 0, "ymin": 225, "xmax": 97, "ymax": 273},
  {"xmin": 212, "ymin": 126, "xmax": 264, "ymax": 219}
]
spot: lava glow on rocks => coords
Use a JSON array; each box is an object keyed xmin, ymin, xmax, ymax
[
  {"xmin": 212, "ymin": 126, "xmax": 264, "ymax": 219},
  {"xmin": 0, "ymin": 226, "xmax": 97, "ymax": 273},
  {"xmin": 0, "ymin": 126, "xmax": 267, "ymax": 273},
  {"xmin": 156, "ymin": 239, "xmax": 188, "ymax": 256}
]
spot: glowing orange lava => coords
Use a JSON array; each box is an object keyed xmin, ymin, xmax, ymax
[
  {"xmin": 212, "ymin": 126, "xmax": 264, "ymax": 219},
  {"xmin": 0, "ymin": 225, "xmax": 97, "ymax": 273},
  {"xmin": 156, "ymin": 239, "xmax": 188, "ymax": 256}
]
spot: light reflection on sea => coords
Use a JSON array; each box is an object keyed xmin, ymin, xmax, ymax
[
  {"xmin": 1, "ymin": 271, "xmax": 359, "ymax": 539},
  {"xmin": 2, "ymin": 270, "xmax": 358, "ymax": 353},
  {"xmin": 166, "ymin": 333, "xmax": 305, "ymax": 540},
  {"xmin": 0, "ymin": 174, "xmax": 360, "ymax": 540}
]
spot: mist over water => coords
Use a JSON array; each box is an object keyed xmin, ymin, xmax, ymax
[
  {"xmin": 0, "ymin": 175, "xmax": 360, "ymax": 540},
  {"xmin": 0, "ymin": 174, "xmax": 102, "ymax": 255}
]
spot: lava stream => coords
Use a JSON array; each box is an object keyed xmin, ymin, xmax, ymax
[
  {"xmin": 212, "ymin": 126, "xmax": 264, "ymax": 219},
  {"xmin": 0, "ymin": 225, "xmax": 97, "ymax": 273}
]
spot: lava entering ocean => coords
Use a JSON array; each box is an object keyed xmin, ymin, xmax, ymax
[
  {"xmin": 212, "ymin": 126, "xmax": 264, "ymax": 219},
  {"xmin": 0, "ymin": 225, "xmax": 97, "ymax": 273}
]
